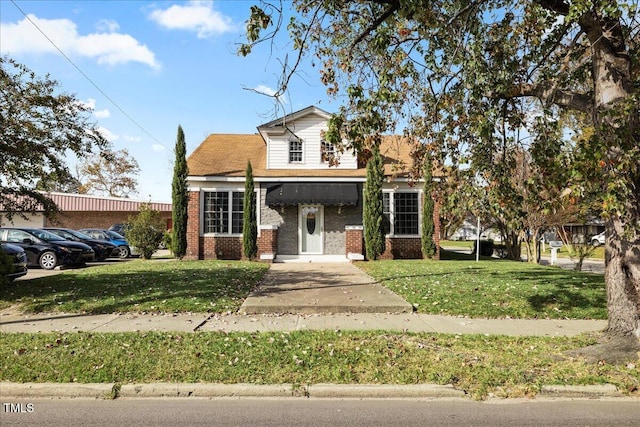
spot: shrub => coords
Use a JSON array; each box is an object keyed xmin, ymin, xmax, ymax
[{"xmin": 126, "ymin": 204, "xmax": 165, "ymax": 259}]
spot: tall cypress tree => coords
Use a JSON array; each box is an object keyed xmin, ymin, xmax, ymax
[
  {"xmin": 364, "ymin": 142, "xmax": 385, "ymax": 260},
  {"xmin": 422, "ymin": 153, "xmax": 437, "ymax": 258},
  {"xmin": 172, "ymin": 125, "xmax": 189, "ymax": 259},
  {"xmin": 243, "ymin": 161, "xmax": 258, "ymax": 259}
]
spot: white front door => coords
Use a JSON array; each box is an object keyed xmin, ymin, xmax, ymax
[{"xmin": 299, "ymin": 205, "xmax": 323, "ymax": 254}]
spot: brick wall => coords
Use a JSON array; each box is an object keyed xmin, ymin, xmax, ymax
[
  {"xmin": 185, "ymin": 191, "xmax": 201, "ymax": 260},
  {"xmin": 46, "ymin": 211, "xmax": 172, "ymax": 231},
  {"xmin": 380, "ymin": 237, "xmax": 423, "ymax": 259},
  {"xmin": 258, "ymin": 227, "xmax": 278, "ymax": 259},
  {"xmin": 202, "ymin": 236, "xmax": 242, "ymax": 260},
  {"xmin": 345, "ymin": 226, "xmax": 364, "ymax": 257}
]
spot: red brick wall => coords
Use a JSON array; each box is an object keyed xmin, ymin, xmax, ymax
[
  {"xmin": 380, "ymin": 237, "xmax": 422, "ymax": 259},
  {"xmin": 46, "ymin": 211, "xmax": 172, "ymax": 231},
  {"xmin": 257, "ymin": 228, "xmax": 277, "ymax": 259},
  {"xmin": 185, "ymin": 191, "xmax": 201, "ymax": 260},
  {"xmin": 345, "ymin": 227, "xmax": 364, "ymax": 256},
  {"xmin": 202, "ymin": 236, "xmax": 242, "ymax": 260}
]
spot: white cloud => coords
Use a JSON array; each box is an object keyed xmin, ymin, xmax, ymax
[
  {"xmin": 96, "ymin": 19, "xmax": 120, "ymax": 33},
  {"xmin": 0, "ymin": 14, "xmax": 160, "ymax": 69},
  {"xmin": 82, "ymin": 98, "xmax": 111, "ymax": 118},
  {"xmin": 123, "ymin": 135, "xmax": 142, "ymax": 142},
  {"xmin": 149, "ymin": 1, "xmax": 235, "ymax": 39},
  {"xmin": 94, "ymin": 109, "xmax": 111, "ymax": 119},
  {"xmin": 253, "ymin": 84, "xmax": 287, "ymax": 104},
  {"xmin": 98, "ymin": 127, "xmax": 118, "ymax": 142},
  {"xmin": 151, "ymin": 144, "xmax": 166, "ymax": 152}
]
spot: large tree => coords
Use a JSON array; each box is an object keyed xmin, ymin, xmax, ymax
[
  {"xmin": 242, "ymin": 1, "xmax": 640, "ymax": 357},
  {"xmin": 172, "ymin": 125, "xmax": 189, "ymax": 259},
  {"xmin": 78, "ymin": 148, "xmax": 140, "ymax": 198},
  {"xmin": 0, "ymin": 56, "xmax": 109, "ymax": 221}
]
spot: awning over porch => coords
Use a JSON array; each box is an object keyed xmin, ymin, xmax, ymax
[{"xmin": 265, "ymin": 183, "xmax": 360, "ymax": 206}]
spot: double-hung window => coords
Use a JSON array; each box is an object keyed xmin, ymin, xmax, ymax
[
  {"xmin": 321, "ymin": 140, "xmax": 336, "ymax": 163},
  {"xmin": 382, "ymin": 192, "xmax": 420, "ymax": 236},
  {"xmin": 289, "ymin": 139, "xmax": 303, "ymax": 163},
  {"xmin": 203, "ymin": 191, "xmax": 244, "ymax": 234}
]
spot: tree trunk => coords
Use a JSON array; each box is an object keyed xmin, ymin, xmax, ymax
[
  {"xmin": 582, "ymin": 12, "xmax": 640, "ymax": 340},
  {"xmin": 605, "ymin": 219, "xmax": 640, "ymax": 338}
]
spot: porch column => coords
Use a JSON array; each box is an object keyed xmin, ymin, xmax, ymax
[
  {"xmin": 185, "ymin": 191, "xmax": 201, "ymax": 260},
  {"xmin": 258, "ymin": 224, "xmax": 279, "ymax": 262},
  {"xmin": 345, "ymin": 225, "xmax": 364, "ymax": 261}
]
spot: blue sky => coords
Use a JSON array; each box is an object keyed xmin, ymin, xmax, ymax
[{"xmin": 1, "ymin": 0, "xmax": 336, "ymax": 202}]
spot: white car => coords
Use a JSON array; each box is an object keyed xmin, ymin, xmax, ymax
[{"xmin": 591, "ymin": 232, "xmax": 605, "ymax": 246}]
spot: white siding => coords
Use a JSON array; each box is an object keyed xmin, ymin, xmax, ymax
[{"xmin": 266, "ymin": 113, "xmax": 357, "ymax": 170}]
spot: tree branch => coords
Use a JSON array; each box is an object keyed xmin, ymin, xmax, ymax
[
  {"xmin": 533, "ymin": 0, "xmax": 570, "ymax": 15},
  {"xmin": 351, "ymin": 0, "xmax": 400, "ymax": 48},
  {"xmin": 491, "ymin": 83, "xmax": 593, "ymax": 114}
]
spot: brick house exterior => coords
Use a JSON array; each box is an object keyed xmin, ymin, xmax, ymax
[{"xmin": 185, "ymin": 106, "xmax": 440, "ymax": 262}]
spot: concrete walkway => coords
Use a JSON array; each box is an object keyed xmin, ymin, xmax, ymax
[{"xmin": 0, "ymin": 262, "xmax": 606, "ymax": 336}]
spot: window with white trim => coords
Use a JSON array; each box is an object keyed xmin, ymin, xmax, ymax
[
  {"xmin": 382, "ymin": 192, "xmax": 420, "ymax": 236},
  {"xmin": 289, "ymin": 139, "xmax": 303, "ymax": 163},
  {"xmin": 203, "ymin": 191, "xmax": 244, "ymax": 234},
  {"xmin": 321, "ymin": 140, "xmax": 336, "ymax": 163}
]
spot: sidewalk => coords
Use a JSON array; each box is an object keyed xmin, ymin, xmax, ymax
[
  {"xmin": 1, "ymin": 261, "xmax": 607, "ymax": 336},
  {"xmin": 0, "ymin": 261, "xmax": 617, "ymax": 401}
]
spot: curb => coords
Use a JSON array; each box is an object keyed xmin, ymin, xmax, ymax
[{"xmin": 1, "ymin": 382, "xmax": 630, "ymax": 400}]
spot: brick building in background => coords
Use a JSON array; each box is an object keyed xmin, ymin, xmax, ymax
[{"xmin": 0, "ymin": 192, "xmax": 172, "ymax": 231}]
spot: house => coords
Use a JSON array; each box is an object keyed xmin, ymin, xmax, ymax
[
  {"xmin": 185, "ymin": 106, "xmax": 440, "ymax": 262},
  {"xmin": 0, "ymin": 192, "xmax": 172, "ymax": 231}
]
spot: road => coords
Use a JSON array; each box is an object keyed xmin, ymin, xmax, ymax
[{"xmin": 2, "ymin": 398, "xmax": 639, "ymax": 426}]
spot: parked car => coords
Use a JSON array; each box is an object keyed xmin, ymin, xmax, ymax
[
  {"xmin": 43, "ymin": 228, "xmax": 117, "ymax": 261},
  {"xmin": 0, "ymin": 227, "xmax": 94, "ymax": 270},
  {"xmin": 1, "ymin": 243, "xmax": 28, "ymax": 281},
  {"xmin": 108, "ymin": 223, "xmax": 129, "ymax": 237},
  {"xmin": 591, "ymin": 231, "xmax": 605, "ymax": 247},
  {"xmin": 78, "ymin": 228, "xmax": 132, "ymax": 258}
]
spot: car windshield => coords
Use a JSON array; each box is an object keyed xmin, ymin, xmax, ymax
[
  {"xmin": 67, "ymin": 229, "xmax": 93, "ymax": 239},
  {"xmin": 31, "ymin": 229, "xmax": 67, "ymax": 242},
  {"xmin": 106, "ymin": 230, "xmax": 125, "ymax": 239}
]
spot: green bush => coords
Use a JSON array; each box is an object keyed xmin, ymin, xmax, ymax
[{"xmin": 126, "ymin": 204, "xmax": 165, "ymax": 259}]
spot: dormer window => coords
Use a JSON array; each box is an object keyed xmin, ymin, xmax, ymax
[
  {"xmin": 321, "ymin": 140, "xmax": 336, "ymax": 163},
  {"xmin": 289, "ymin": 139, "xmax": 303, "ymax": 163}
]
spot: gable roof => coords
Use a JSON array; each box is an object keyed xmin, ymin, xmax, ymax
[
  {"xmin": 187, "ymin": 133, "xmax": 417, "ymax": 179},
  {"xmin": 257, "ymin": 106, "xmax": 332, "ymax": 133},
  {"xmin": 187, "ymin": 105, "xmax": 420, "ymax": 180}
]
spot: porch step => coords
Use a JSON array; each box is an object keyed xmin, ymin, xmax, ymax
[{"xmin": 275, "ymin": 255, "xmax": 349, "ymax": 263}]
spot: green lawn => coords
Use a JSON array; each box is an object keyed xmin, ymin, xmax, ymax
[
  {"xmin": 2, "ymin": 254, "xmax": 606, "ymax": 320},
  {"xmin": 357, "ymin": 257, "xmax": 607, "ymax": 319},
  {"xmin": 0, "ymin": 259, "xmax": 268, "ymax": 314},
  {"xmin": 1, "ymin": 331, "xmax": 638, "ymax": 400},
  {"xmin": 440, "ymin": 240, "xmax": 605, "ymax": 260}
]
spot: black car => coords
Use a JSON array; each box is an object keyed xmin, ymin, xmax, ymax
[
  {"xmin": 43, "ymin": 228, "xmax": 117, "ymax": 261},
  {"xmin": 0, "ymin": 227, "xmax": 95, "ymax": 270},
  {"xmin": 1, "ymin": 243, "xmax": 28, "ymax": 281},
  {"xmin": 78, "ymin": 228, "xmax": 133, "ymax": 258}
]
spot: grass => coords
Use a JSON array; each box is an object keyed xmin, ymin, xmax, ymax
[
  {"xmin": 357, "ymin": 257, "xmax": 607, "ymax": 319},
  {"xmin": 1, "ymin": 254, "xmax": 606, "ymax": 320},
  {"xmin": 1, "ymin": 331, "xmax": 638, "ymax": 400},
  {"xmin": 0, "ymin": 259, "xmax": 269, "ymax": 313},
  {"xmin": 440, "ymin": 240, "xmax": 605, "ymax": 260}
]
